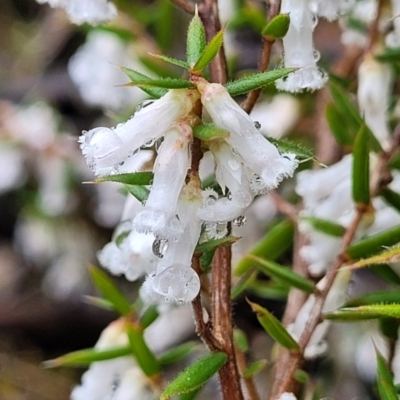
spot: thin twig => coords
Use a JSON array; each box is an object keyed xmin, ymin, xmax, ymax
[
  {"xmin": 169, "ymin": 0, "xmax": 195, "ymax": 14},
  {"xmin": 241, "ymin": 0, "xmax": 281, "ymax": 114},
  {"xmin": 235, "ymin": 346, "xmax": 262, "ymax": 400}
]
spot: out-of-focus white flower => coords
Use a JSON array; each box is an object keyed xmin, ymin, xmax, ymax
[
  {"xmin": 68, "ymin": 31, "xmax": 148, "ymax": 111},
  {"xmin": 278, "ymin": 393, "xmax": 297, "ymax": 400},
  {"xmin": 132, "ymin": 119, "xmax": 192, "ymax": 240},
  {"xmin": 357, "ymin": 54, "xmax": 393, "ymax": 150},
  {"xmin": 249, "ymin": 95, "xmax": 300, "ymax": 139},
  {"xmin": 199, "ymin": 82, "xmax": 298, "ymax": 194},
  {"xmin": 79, "ymin": 89, "xmax": 198, "ymax": 176},
  {"xmin": 309, "ymin": 0, "xmax": 355, "ymax": 21},
  {"xmin": 0, "ymin": 145, "xmax": 26, "ymax": 194},
  {"xmin": 386, "ymin": 0, "xmax": 400, "ymax": 47},
  {"xmin": 276, "ymin": 0, "xmax": 327, "ymax": 92},
  {"xmin": 36, "ymin": 0, "xmax": 117, "ymax": 25}
]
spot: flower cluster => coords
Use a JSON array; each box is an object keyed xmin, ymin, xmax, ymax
[
  {"xmin": 80, "ymin": 81, "xmax": 298, "ymax": 304},
  {"xmin": 36, "ymin": 0, "xmax": 117, "ymax": 25}
]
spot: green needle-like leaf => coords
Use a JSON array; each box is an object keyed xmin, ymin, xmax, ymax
[
  {"xmin": 242, "ymin": 359, "xmax": 268, "ymax": 378},
  {"xmin": 125, "ymin": 184, "xmax": 150, "ymax": 203},
  {"xmin": 325, "ymin": 103, "xmax": 354, "ymax": 147},
  {"xmin": 301, "ymin": 216, "xmax": 346, "ymax": 237},
  {"xmin": 247, "ymin": 300, "xmax": 300, "ymax": 350},
  {"xmin": 193, "ymin": 124, "xmax": 230, "ymax": 140},
  {"xmin": 225, "ymin": 68, "xmax": 296, "ymax": 96},
  {"xmin": 347, "ymin": 247, "xmax": 400, "ymax": 269},
  {"xmin": 148, "ymin": 53, "xmax": 189, "ymax": 69},
  {"xmin": 268, "ymin": 138, "xmax": 314, "ymax": 162},
  {"xmin": 376, "ymin": 349, "xmax": 399, "ymax": 400},
  {"xmin": 345, "ymin": 290, "xmax": 400, "ymax": 307},
  {"xmin": 186, "ymin": 8, "xmax": 207, "ymax": 65},
  {"xmin": 195, "ymin": 236, "xmax": 239, "ymax": 254},
  {"xmin": 126, "ymin": 76, "xmax": 194, "ymax": 89},
  {"xmin": 89, "ymin": 266, "xmax": 133, "ymax": 316},
  {"xmin": 158, "ymin": 342, "xmax": 197, "ymax": 366},
  {"xmin": 246, "ymin": 255, "xmax": 315, "ymax": 293},
  {"xmin": 95, "ymin": 171, "xmax": 153, "ymax": 185},
  {"xmin": 352, "ymin": 123, "xmax": 370, "ymax": 205},
  {"xmin": 161, "ymin": 352, "xmax": 227, "ymax": 399},
  {"xmin": 192, "ymin": 29, "xmax": 224, "ymax": 73},
  {"xmin": 380, "ymin": 188, "xmax": 400, "ymax": 214},
  {"xmin": 325, "ymin": 304, "xmax": 400, "ymax": 320}
]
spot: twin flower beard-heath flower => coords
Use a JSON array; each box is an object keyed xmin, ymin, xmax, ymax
[{"xmin": 80, "ymin": 81, "xmax": 298, "ymax": 304}]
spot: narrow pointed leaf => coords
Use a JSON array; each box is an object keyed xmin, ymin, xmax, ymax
[
  {"xmin": 242, "ymin": 359, "xmax": 267, "ymax": 378},
  {"xmin": 43, "ymin": 345, "xmax": 131, "ymax": 368},
  {"xmin": 247, "ymin": 300, "xmax": 300, "ymax": 350},
  {"xmin": 262, "ymin": 13, "xmax": 290, "ymax": 40},
  {"xmin": 225, "ymin": 68, "xmax": 296, "ymax": 96},
  {"xmin": 161, "ymin": 352, "xmax": 228, "ymax": 399},
  {"xmin": 325, "ymin": 304, "xmax": 400, "ymax": 320},
  {"xmin": 246, "ymin": 255, "xmax": 315, "ymax": 293},
  {"xmin": 352, "ymin": 123, "xmax": 370, "ymax": 205},
  {"xmin": 347, "ymin": 247, "xmax": 400, "ymax": 269},
  {"xmin": 83, "ymin": 296, "xmax": 115, "ymax": 311},
  {"xmin": 376, "ymin": 349, "xmax": 398, "ymax": 400},
  {"xmin": 179, "ymin": 387, "xmax": 203, "ymax": 400},
  {"xmin": 376, "ymin": 47, "xmax": 400, "ymax": 62},
  {"xmin": 345, "ymin": 290, "xmax": 400, "ymax": 307},
  {"xmin": 325, "ymin": 103, "xmax": 354, "ymax": 147},
  {"xmin": 379, "ymin": 317, "xmax": 399, "ymax": 341},
  {"xmin": 248, "ymin": 280, "xmax": 289, "ymax": 300},
  {"xmin": 192, "ymin": 29, "xmax": 224, "ymax": 73},
  {"xmin": 193, "ymin": 124, "xmax": 230, "ymax": 140},
  {"xmin": 234, "ymin": 329, "xmax": 249, "ymax": 352},
  {"xmin": 370, "ymin": 264, "xmax": 400, "ymax": 286},
  {"xmin": 120, "ymin": 67, "xmax": 168, "ymax": 98},
  {"xmin": 200, "ymin": 249, "xmax": 216, "ymax": 270},
  {"xmin": 345, "ymin": 225, "xmax": 400, "ymax": 259},
  {"xmin": 126, "ymin": 324, "xmax": 161, "ymax": 376},
  {"xmin": 159, "ymin": 342, "xmax": 197, "ymax": 366},
  {"xmin": 149, "ymin": 53, "xmax": 189, "ymax": 69},
  {"xmin": 95, "ymin": 171, "xmax": 153, "ymax": 185},
  {"xmin": 235, "ymin": 220, "xmax": 294, "ymax": 275},
  {"xmin": 126, "ymin": 76, "xmax": 194, "ymax": 89},
  {"xmin": 301, "ymin": 216, "xmax": 346, "ymax": 237},
  {"xmin": 186, "ymin": 9, "xmax": 206, "ymax": 65},
  {"xmin": 380, "ymin": 188, "xmax": 400, "ymax": 213},
  {"xmin": 195, "ymin": 236, "xmax": 239, "ymax": 254},
  {"xmin": 89, "ymin": 266, "xmax": 133, "ymax": 316},
  {"xmin": 125, "ymin": 184, "xmax": 150, "ymax": 203},
  {"xmin": 231, "ymin": 271, "xmax": 257, "ymax": 299},
  {"xmin": 268, "ymin": 138, "xmax": 315, "ymax": 162},
  {"xmin": 139, "ymin": 305, "xmax": 159, "ymax": 329}
]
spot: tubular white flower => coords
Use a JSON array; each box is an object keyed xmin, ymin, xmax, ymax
[
  {"xmin": 275, "ymin": 0, "xmax": 327, "ymax": 92},
  {"xmin": 132, "ymin": 119, "xmax": 192, "ymax": 240},
  {"xmin": 386, "ymin": 0, "xmax": 400, "ymax": 47},
  {"xmin": 309, "ymin": 0, "xmax": 355, "ymax": 21},
  {"xmin": 79, "ymin": 89, "xmax": 198, "ymax": 176},
  {"xmin": 140, "ymin": 184, "xmax": 202, "ymax": 304},
  {"xmin": 36, "ymin": 0, "xmax": 118, "ymax": 25},
  {"xmin": 357, "ymin": 55, "xmax": 393, "ymax": 150},
  {"xmin": 278, "ymin": 393, "xmax": 297, "ymax": 400},
  {"xmin": 199, "ymin": 82, "xmax": 298, "ymax": 193}
]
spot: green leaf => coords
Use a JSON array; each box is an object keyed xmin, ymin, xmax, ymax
[
  {"xmin": 376, "ymin": 349, "xmax": 398, "ymax": 400},
  {"xmin": 262, "ymin": 13, "xmax": 290, "ymax": 40},
  {"xmin": 89, "ymin": 266, "xmax": 133, "ymax": 316},
  {"xmin": 200, "ymin": 249, "xmax": 216, "ymax": 270},
  {"xmin": 125, "ymin": 184, "xmax": 150, "ymax": 203},
  {"xmin": 178, "ymin": 387, "xmax": 203, "ymax": 400},
  {"xmin": 186, "ymin": 9, "xmax": 207, "ymax": 65},
  {"xmin": 376, "ymin": 47, "xmax": 400, "ymax": 62},
  {"xmin": 380, "ymin": 188, "xmax": 400, "ymax": 214},
  {"xmin": 235, "ymin": 220, "xmax": 294, "ymax": 275},
  {"xmin": 148, "ymin": 53, "xmax": 189, "ymax": 69},
  {"xmin": 233, "ymin": 329, "xmax": 249, "ymax": 352},
  {"xmin": 126, "ymin": 76, "xmax": 194, "ymax": 89},
  {"xmin": 126, "ymin": 324, "xmax": 161, "ymax": 376},
  {"xmin": 120, "ymin": 67, "xmax": 168, "ymax": 98},
  {"xmin": 83, "ymin": 296, "xmax": 115, "ymax": 311},
  {"xmin": 370, "ymin": 264, "xmax": 400, "ymax": 286},
  {"xmin": 42, "ymin": 345, "xmax": 131, "ymax": 368},
  {"xmin": 95, "ymin": 171, "xmax": 153, "ymax": 185},
  {"xmin": 247, "ymin": 300, "xmax": 300, "ymax": 350},
  {"xmin": 248, "ymin": 280, "xmax": 289, "ymax": 300},
  {"xmin": 193, "ymin": 124, "xmax": 230, "ymax": 141},
  {"xmin": 325, "ymin": 103, "xmax": 354, "ymax": 147},
  {"xmin": 379, "ymin": 317, "xmax": 399, "ymax": 341},
  {"xmin": 231, "ymin": 271, "xmax": 257, "ymax": 299},
  {"xmin": 345, "ymin": 225, "xmax": 400, "ymax": 260},
  {"xmin": 159, "ymin": 342, "xmax": 197, "ymax": 366},
  {"xmin": 325, "ymin": 304, "xmax": 400, "ymax": 320},
  {"xmin": 294, "ymin": 369, "xmax": 309, "ymax": 383},
  {"xmin": 246, "ymin": 255, "xmax": 315, "ymax": 293},
  {"xmin": 225, "ymin": 68, "xmax": 296, "ymax": 96},
  {"xmin": 301, "ymin": 216, "xmax": 346, "ymax": 237},
  {"xmin": 346, "ymin": 290, "xmax": 400, "ymax": 307},
  {"xmin": 161, "ymin": 352, "xmax": 228, "ymax": 399},
  {"xmin": 268, "ymin": 138, "xmax": 315, "ymax": 162},
  {"xmin": 139, "ymin": 305, "xmax": 159, "ymax": 329},
  {"xmin": 352, "ymin": 123, "xmax": 370, "ymax": 205},
  {"xmin": 347, "ymin": 247, "xmax": 400, "ymax": 269},
  {"xmin": 192, "ymin": 29, "xmax": 225, "ymax": 73},
  {"xmin": 195, "ymin": 236, "xmax": 239, "ymax": 254},
  {"xmin": 242, "ymin": 359, "xmax": 267, "ymax": 378}
]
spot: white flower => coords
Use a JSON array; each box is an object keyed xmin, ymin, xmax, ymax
[
  {"xmin": 0, "ymin": 145, "xmax": 26, "ymax": 194},
  {"xmin": 386, "ymin": 0, "xmax": 400, "ymax": 48},
  {"xmin": 37, "ymin": 0, "xmax": 117, "ymax": 25},
  {"xmin": 309, "ymin": 0, "xmax": 355, "ymax": 21},
  {"xmin": 132, "ymin": 119, "xmax": 193, "ymax": 240},
  {"xmin": 278, "ymin": 393, "xmax": 297, "ymax": 400},
  {"xmin": 79, "ymin": 89, "xmax": 198, "ymax": 176},
  {"xmin": 275, "ymin": 0, "xmax": 327, "ymax": 92},
  {"xmin": 199, "ymin": 82, "xmax": 298, "ymax": 193},
  {"xmin": 357, "ymin": 54, "xmax": 393, "ymax": 150},
  {"xmin": 68, "ymin": 31, "xmax": 148, "ymax": 111}
]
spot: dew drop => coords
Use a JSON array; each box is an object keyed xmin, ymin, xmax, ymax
[
  {"xmin": 152, "ymin": 238, "xmax": 169, "ymax": 258},
  {"xmin": 231, "ymin": 148, "xmax": 239, "ymax": 155},
  {"xmin": 254, "ymin": 121, "xmax": 262, "ymax": 130},
  {"xmin": 228, "ymin": 159, "xmax": 240, "ymax": 171},
  {"xmin": 234, "ymin": 189, "xmax": 252, "ymax": 207},
  {"xmin": 313, "ymin": 50, "xmax": 320, "ymax": 62},
  {"xmin": 145, "ymin": 138, "xmax": 156, "ymax": 147},
  {"xmin": 233, "ymin": 215, "xmax": 247, "ymax": 227},
  {"xmin": 227, "ymin": 192, "xmax": 233, "ymax": 200}
]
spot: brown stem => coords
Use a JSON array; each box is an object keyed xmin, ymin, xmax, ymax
[
  {"xmin": 235, "ymin": 346, "xmax": 262, "ymax": 400},
  {"xmin": 241, "ymin": 0, "xmax": 281, "ymax": 114},
  {"xmin": 169, "ymin": 0, "xmax": 195, "ymax": 14}
]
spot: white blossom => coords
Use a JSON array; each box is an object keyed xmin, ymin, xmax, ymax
[
  {"xmin": 386, "ymin": 0, "xmax": 400, "ymax": 48},
  {"xmin": 309, "ymin": 0, "xmax": 355, "ymax": 21},
  {"xmin": 278, "ymin": 393, "xmax": 297, "ymax": 400}
]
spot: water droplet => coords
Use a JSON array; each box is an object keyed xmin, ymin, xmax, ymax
[
  {"xmin": 233, "ymin": 215, "xmax": 247, "ymax": 227},
  {"xmin": 145, "ymin": 138, "xmax": 156, "ymax": 147},
  {"xmin": 155, "ymin": 137, "xmax": 164, "ymax": 152},
  {"xmin": 254, "ymin": 121, "xmax": 262, "ymax": 130},
  {"xmin": 228, "ymin": 159, "xmax": 240, "ymax": 171},
  {"xmin": 119, "ymin": 161, "xmax": 125, "ymax": 166},
  {"xmin": 227, "ymin": 192, "xmax": 233, "ymax": 200},
  {"xmin": 231, "ymin": 148, "xmax": 239, "ymax": 155},
  {"xmin": 234, "ymin": 189, "xmax": 252, "ymax": 207},
  {"xmin": 313, "ymin": 50, "xmax": 320, "ymax": 62},
  {"xmin": 318, "ymin": 68, "xmax": 327, "ymax": 79},
  {"xmin": 312, "ymin": 15, "xmax": 319, "ymax": 28},
  {"xmin": 152, "ymin": 238, "xmax": 169, "ymax": 258}
]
